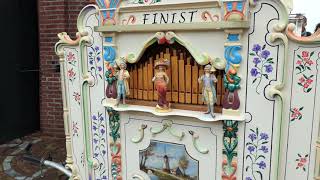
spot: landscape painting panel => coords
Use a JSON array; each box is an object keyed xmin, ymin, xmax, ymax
[{"xmin": 139, "ymin": 140, "xmax": 199, "ymax": 180}]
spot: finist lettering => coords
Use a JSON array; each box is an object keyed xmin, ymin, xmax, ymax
[{"xmin": 143, "ymin": 10, "xmax": 198, "ymax": 24}]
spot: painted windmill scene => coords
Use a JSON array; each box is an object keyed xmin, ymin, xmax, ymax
[{"xmin": 139, "ymin": 140, "xmax": 199, "ymax": 180}]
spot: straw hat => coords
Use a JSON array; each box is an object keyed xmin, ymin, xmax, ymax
[{"xmin": 154, "ymin": 59, "xmax": 170, "ymax": 68}]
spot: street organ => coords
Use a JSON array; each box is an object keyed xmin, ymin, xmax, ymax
[{"xmin": 55, "ymin": 0, "xmax": 320, "ymax": 179}]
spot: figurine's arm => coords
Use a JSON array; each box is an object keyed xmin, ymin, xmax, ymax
[
  {"xmin": 212, "ymin": 74, "xmax": 218, "ymax": 83},
  {"xmin": 152, "ymin": 76, "xmax": 156, "ymax": 82},
  {"xmin": 124, "ymin": 70, "xmax": 130, "ymax": 79},
  {"xmin": 164, "ymin": 74, "xmax": 169, "ymax": 84},
  {"xmin": 198, "ymin": 75, "xmax": 203, "ymax": 84}
]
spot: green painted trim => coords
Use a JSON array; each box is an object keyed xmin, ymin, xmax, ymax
[
  {"xmin": 94, "ymin": 21, "xmax": 250, "ymax": 33},
  {"xmin": 79, "ymin": 37, "xmax": 94, "ymax": 168},
  {"xmin": 269, "ymin": 30, "xmax": 289, "ymax": 180}
]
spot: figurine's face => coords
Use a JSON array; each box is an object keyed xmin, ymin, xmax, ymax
[
  {"xmin": 120, "ymin": 64, "xmax": 126, "ymax": 69},
  {"xmin": 204, "ymin": 68, "xmax": 210, "ymax": 73},
  {"xmin": 158, "ymin": 66, "xmax": 166, "ymax": 72}
]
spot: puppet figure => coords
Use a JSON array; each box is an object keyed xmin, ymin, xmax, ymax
[
  {"xmin": 198, "ymin": 64, "xmax": 217, "ymax": 118},
  {"xmin": 115, "ymin": 60, "xmax": 130, "ymax": 106},
  {"xmin": 152, "ymin": 59, "xmax": 170, "ymax": 112},
  {"xmin": 105, "ymin": 61, "xmax": 117, "ymax": 99}
]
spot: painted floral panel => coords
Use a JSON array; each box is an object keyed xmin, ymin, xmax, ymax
[
  {"xmin": 88, "ymin": 46, "xmax": 103, "ymax": 85},
  {"xmin": 295, "ymin": 51, "xmax": 318, "ymax": 93},
  {"xmin": 92, "ymin": 112, "xmax": 107, "ymax": 179},
  {"xmin": 250, "ymin": 44, "xmax": 274, "ymax": 94},
  {"xmin": 245, "ymin": 128, "xmax": 269, "ymax": 180}
]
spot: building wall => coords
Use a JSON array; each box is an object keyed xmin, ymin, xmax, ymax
[{"xmin": 38, "ymin": 0, "xmax": 91, "ymax": 137}]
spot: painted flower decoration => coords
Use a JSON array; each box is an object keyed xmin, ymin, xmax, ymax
[
  {"xmin": 250, "ymin": 44, "xmax": 274, "ymax": 94},
  {"xmin": 250, "ymin": 68, "xmax": 259, "ymax": 77},
  {"xmin": 297, "ymin": 74, "xmax": 314, "ymax": 93},
  {"xmin": 72, "ymin": 122, "xmax": 79, "ymax": 137},
  {"xmin": 223, "ymin": 120, "xmax": 238, "ymax": 138},
  {"xmin": 246, "ymin": 128, "xmax": 269, "ymax": 180},
  {"xmin": 253, "ymin": 57, "xmax": 261, "ymax": 65},
  {"xmin": 88, "ymin": 46, "xmax": 103, "ymax": 85},
  {"xmin": 67, "ymin": 51, "xmax": 77, "ymax": 66},
  {"xmin": 73, "ymin": 92, "xmax": 81, "ymax": 105},
  {"xmin": 248, "ymin": 133, "xmax": 257, "ymax": 141},
  {"xmin": 295, "ymin": 51, "xmax": 315, "ymax": 93},
  {"xmin": 91, "ymin": 111, "xmax": 108, "ymax": 179},
  {"xmin": 259, "ymin": 146, "xmax": 268, "ymax": 153},
  {"xmin": 67, "ymin": 68, "xmax": 76, "ymax": 82},
  {"xmin": 290, "ymin": 107, "xmax": 303, "ymax": 122},
  {"xmin": 296, "ymin": 154, "xmax": 308, "ymax": 171},
  {"xmin": 265, "ymin": 64, "xmax": 273, "ymax": 73},
  {"xmin": 257, "ymin": 161, "xmax": 266, "ymax": 169},
  {"xmin": 260, "ymin": 133, "xmax": 268, "ymax": 140},
  {"xmin": 248, "ymin": 146, "xmax": 255, "ymax": 153},
  {"xmin": 261, "ymin": 50, "xmax": 270, "ymax": 59},
  {"xmin": 252, "ymin": 44, "xmax": 261, "ymax": 53},
  {"xmin": 296, "ymin": 51, "xmax": 314, "ymax": 75}
]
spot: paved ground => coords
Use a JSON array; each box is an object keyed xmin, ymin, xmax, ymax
[{"xmin": 0, "ymin": 132, "xmax": 68, "ymax": 180}]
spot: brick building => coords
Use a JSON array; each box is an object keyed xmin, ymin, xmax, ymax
[{"xmin": 38, "ymin": 0, "xmax": 91, "ymax": 138}]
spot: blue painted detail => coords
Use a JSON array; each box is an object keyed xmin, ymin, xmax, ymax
[
  {"xmin": 224, "ymin": 46, "xmax": 242, "ymax": 71},
  {"xmin": 105, "ymin": 37, "xmax": 113, "ymax": 43},
  {"xmin": 236, "ymin": 2, "xmax": 243, "ymax": 11},
  {"xmin": 226, "ymin": 2, "xmax": 233, "ymax": 11},
  {"xmin": 96, "ymin": 0, "xmax": 120, "ymax": 20},
  {"xmin": 227, "ymin": 34, "xmax": 239, "ymax": 42},
  {"xmin": 103, "ymin": 46, "xmax": 116, "ymax": 64}
]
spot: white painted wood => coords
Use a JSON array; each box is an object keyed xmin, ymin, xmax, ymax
[{"xmin": 120, "ymin": 112, "xmax": 223, "ymax": 180}]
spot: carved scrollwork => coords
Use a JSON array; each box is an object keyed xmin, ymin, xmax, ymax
[
  {"xmin": 122, "ymin": 15, "xmax": 137, "ymax": 25},
  {"xmin": 57, "ymin": 32, "xmax": 87, "ymax": 46},
  {"xmin": 132, "ymin": 124, "xmax": 147, "ymax": 143},
  {"xmin": 189, "ymin": 130, "xmax": 209, "ymax": 154},
  {"xmin": 201, "ymin": 11, "xmax": 220, "ymax": 22},
  {"xmin": 150, "ymin": 121, "xmax": 185, "ymax": 140}
]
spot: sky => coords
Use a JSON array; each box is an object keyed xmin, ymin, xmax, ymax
[{"xmin": 291, "ymin": 0, "xmax": 320, "ymax": 32}]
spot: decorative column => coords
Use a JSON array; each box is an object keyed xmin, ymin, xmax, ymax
[
  {"xmin": 222, "ymin": 120, "xmax": 239, "ymax": 180},
  {"xmin": 55, "ymin": 32, "xmax": 84, "ymax": 180},
  {"xmin": 221, "ymin": 1, "xmax": 245, "ymax": 177},
  {"xmin": 107, "ymin": 107, "xmax": 122, "ymax": 180},
  {"xmin": 103, "ymin": 33, "xmax": 122, "ymax": 180},
  {"xmin": 222, "ymin": 30, "xmax": 243, "ymax": 115}
]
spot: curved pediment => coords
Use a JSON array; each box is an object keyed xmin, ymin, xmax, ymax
[{"xmin": 120, "ymin": 31, "xmax": 226, "ymax": 70}]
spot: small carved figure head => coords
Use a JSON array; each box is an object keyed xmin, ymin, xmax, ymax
[
  {"xmin": 204, "ymin": 64, "xmax": 212, "ymax": 73},
  {"xmin": 155, "ymin": 59, "xmax": 170, "ymax": 72},
  {"xmin": 119, "ymin": 62, "xmax": 127, "ymax": 70}
]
